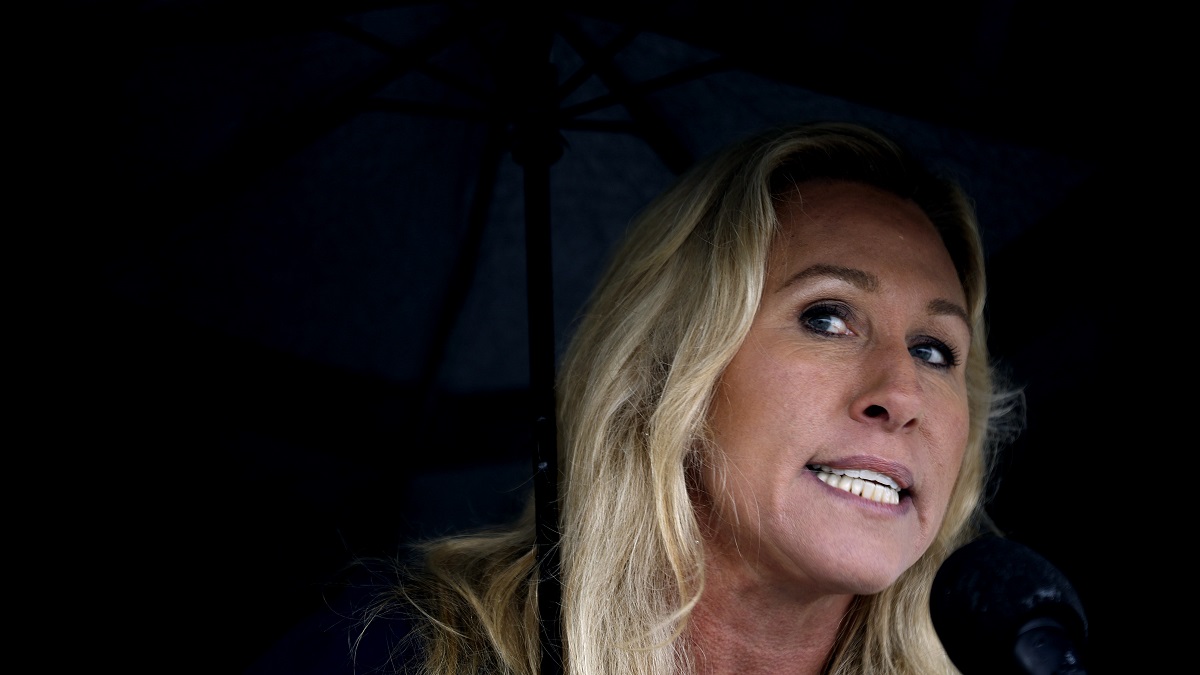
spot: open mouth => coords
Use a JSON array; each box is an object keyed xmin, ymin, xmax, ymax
[{"xmin": 807, "ymin": 464, "xmax": 903, "ymax": 505}]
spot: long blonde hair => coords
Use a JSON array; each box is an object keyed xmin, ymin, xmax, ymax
[{"xmin": 365, "ymin": 121, "xmax": 1022, "ymax": 674}]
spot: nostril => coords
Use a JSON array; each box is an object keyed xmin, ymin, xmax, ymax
[{"xmin": 864, "ymin": 404, "xmax": 887, "ymax": 418}]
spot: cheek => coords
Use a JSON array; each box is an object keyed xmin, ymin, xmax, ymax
[
  {"xmin": 703, "ymin": 354, "xmax": 796, "ymax": 492},
  {"xmin": 708, "ymin": 348, "xmax": 773, "ymax": 448},
  {"xmin": 709, "ymin": 351, "xmax": 822, "ymax": 458},
  {"xmin": 927, "ymin": 396, "xmax": 972, "ymax": 499}
]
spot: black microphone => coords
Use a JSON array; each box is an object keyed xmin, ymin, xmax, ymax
[{"xmin": 930, "ymin": 535, "xmax": 1089, "ymax": 675}]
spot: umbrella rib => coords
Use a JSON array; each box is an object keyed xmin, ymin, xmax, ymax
[
  {"xmin": 137, "ymin": 8, "xmax": 500, "ymax": 233},
  {"xmin": 416, "ymin": 122, "xmax": 507, "ymax": 418},
  {"xmin": 558, "ymin": 119, "xmax": 641, "ymax": 134},
  {"xmin": 556, "ymin": 17, "xmax": 718, "ymax": 174},
  {"xmin": 552, "ymin": 20, "xmax": 642, "ymax": 105},
  {"xmin": 361, "ymin": 98, "xmax": 496, "ymax": 122},
  {"xmin": 151, "ymin": 60, "xmax": 421, "ymax": 228},
  {"xmin": 327, "ymin": 14, "xmax": 500, "ymax": 106},
  {"xmin": 559, "ymin": 56, "xmax": 733, "ymax": 119}
]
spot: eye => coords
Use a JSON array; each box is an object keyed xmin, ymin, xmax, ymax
[
  {"xmin": 910, "ymin": 339, "xmax": 960, "ymax": 369},
  {"xmin": 800, "ymin": 303, "xmax": 854, "ymax": 336}
]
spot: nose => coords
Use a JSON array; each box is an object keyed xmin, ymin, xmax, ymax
[{"xmin": 850, "ymin": 344, "xmax": 924, "ymax": 432}]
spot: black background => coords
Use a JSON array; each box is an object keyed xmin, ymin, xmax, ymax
[{"xmin": 34, "ymin": 2, "xmax": 1170, "ymax": 672}]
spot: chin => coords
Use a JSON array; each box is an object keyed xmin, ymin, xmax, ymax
[{"xmin": 805, "ymin": 548, "xmax": 915, "ymax": 596}]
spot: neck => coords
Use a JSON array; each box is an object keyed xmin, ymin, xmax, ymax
[{"xmin": 685, "ymin": 553, "xmax": 854, "ymax": 675}]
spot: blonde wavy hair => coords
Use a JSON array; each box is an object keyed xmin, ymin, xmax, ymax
[{"xmin": 362, "ymin": 121, "xmax": 1023, "ymax": 675}]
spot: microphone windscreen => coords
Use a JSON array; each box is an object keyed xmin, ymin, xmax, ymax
[{"xmin": 930, "ymin": 536, "xmax": 1087, "ymax": 674}]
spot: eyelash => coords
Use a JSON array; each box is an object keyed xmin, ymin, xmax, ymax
[{"xmin": 799, "ymin": 303, "xmax": 961, "ymax": 370}]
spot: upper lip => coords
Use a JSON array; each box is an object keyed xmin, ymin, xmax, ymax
[
  {"xmin": 810, "ymin": 465, "xmax": 901, "ymax": 490},
  {"xmin": 806, "ymin": 456, "xmax": 913, "ymax": 491}
]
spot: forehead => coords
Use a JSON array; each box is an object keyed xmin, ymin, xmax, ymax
[{"xmin": 770, "ymin": 180, "xmax": 963, "ymax": 302}]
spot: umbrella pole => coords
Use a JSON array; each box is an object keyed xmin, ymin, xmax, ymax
[
  {"xmin": 524, "ymin": 154, "xmax": 564, "ymax": 675},
  {"xmin": 502, "ymin": 7, "xmax": 570, "ymax": 669},
  {"xmin": 509, "ymin": 30, "xmax": 567, "ymax": 675}
]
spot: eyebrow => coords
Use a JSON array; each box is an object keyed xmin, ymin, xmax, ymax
[
  {"xmin": 927, "ymin": 298, "xmax": 971, "ymax": 327},
  {"xmin": 781, "ymin": 263, "xmax": 971, "ymax": 328},
  {"xmin": 781, "ymin": 264, "xmax": 878, "ymax": 291}
]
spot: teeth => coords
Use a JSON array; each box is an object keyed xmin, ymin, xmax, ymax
[{"xmin": 811, "ymin": 465, "xmax": 901, "ymax": 505}]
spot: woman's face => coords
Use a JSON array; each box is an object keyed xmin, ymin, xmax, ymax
[{"xmin": 702, "ymin": 179, "xmax": 971, "ymax": 596}]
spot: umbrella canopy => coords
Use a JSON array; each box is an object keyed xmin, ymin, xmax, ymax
[{"xmin": 49, "ymin": 1, "xmax": 1163, "ymax": 671}]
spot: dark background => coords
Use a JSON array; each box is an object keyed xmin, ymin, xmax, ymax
[{"xmin": 35, "ymin": 1, "xmax": 1169, "ymax": 672}]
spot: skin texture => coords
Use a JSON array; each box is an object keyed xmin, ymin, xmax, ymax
[{"xmin": 691, "ymin": 180, "xmax": 972, "ymax": 674}]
